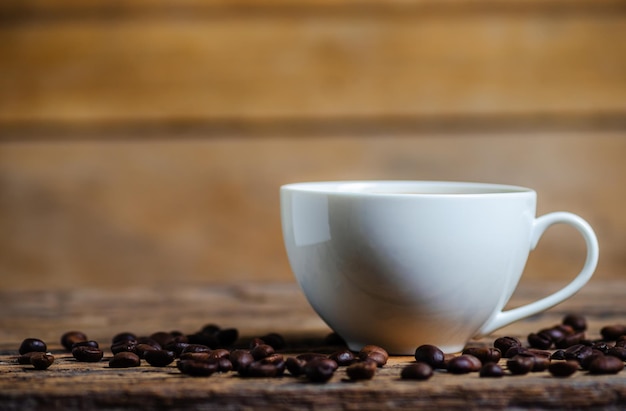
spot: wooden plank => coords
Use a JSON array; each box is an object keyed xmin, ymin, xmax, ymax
[
  {"xmin": 0, "ymin": 280, "xmax": 625, "ymax": 410},
  {"xmin": 0, "ymin": 132, "xmax": 624, "ymax": 290},
  {"xmin": 1, "ymin": 2, "xmax": 625, "ymax": 124}
]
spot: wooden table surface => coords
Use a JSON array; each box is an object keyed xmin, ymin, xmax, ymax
[{"xmin": 1, "ymin": 279, "xmax": 625, "ymax": 410}]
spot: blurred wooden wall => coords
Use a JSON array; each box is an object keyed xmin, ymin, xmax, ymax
[{"xmin": 1, "ymin": 0, "xmax": 625, "ymax": 290}]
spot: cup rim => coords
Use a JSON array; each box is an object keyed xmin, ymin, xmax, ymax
[{"xmin": 280, "ymin": 180, "xmax": 535, "ymax": 197}]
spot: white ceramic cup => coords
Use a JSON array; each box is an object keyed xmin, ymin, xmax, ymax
[{"xmin": 280, "ymin": 181, "xmax": 599, "ymax": 354}]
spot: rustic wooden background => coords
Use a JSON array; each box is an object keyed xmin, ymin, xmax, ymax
[{"xmin": 1, "ymin": 0, "xmax": 625, "ymax": 290}]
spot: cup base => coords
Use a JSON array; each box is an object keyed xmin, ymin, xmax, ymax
[{"xmin": 346, "ymin": 341, "xmax": 465, "ymax": 356}]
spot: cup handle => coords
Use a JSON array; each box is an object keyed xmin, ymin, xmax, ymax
[{"xmin": 477, "ymin": 212, "xmax": 599, "ymax": 337}]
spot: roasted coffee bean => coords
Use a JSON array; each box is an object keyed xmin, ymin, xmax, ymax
[
  {"xmin": 479, "ymin": 363, "xmax": 504, "ymax": 378},
  {"xmin": 229, "ymin": 349, "xmax": 254, "ymax": 372},
  {"xmin": 216, "ymin": 328, "xmax": 239, "ymax": 347},
  {"xmin": 72, "ymin": 346, "xmax": 104, "ymax": 362},
  {"xmin": 71, "ymin": 340, "xmax": 99, "ymax": 350},
  {"xmin": 607, "ymin": 346, "xmax": 626, "ymax": 361},
  {"xmin": 296, "ymin": 353, "xmax": 327, "ymax": 363},
  {"xmin": 539, "ymin": 327, "xmax": 568, "ymax": 343},
  {"xmin": 580, "ymin": 350, "xmax": 606, "ymax": 371},
  {"xmin": 216, "ymin": 357, "xmax": 233, "ymax": 373},
  {"xmin": 109, "ymin": 352, "xmax": 141, "ymax": 368},
  {"xmin": 186, "ymin": 332, "xmax": 219, "ymax": 349},
  {"xmin": 144, "ymin": 349, "xmax": 176, "ymax": 367},
  {"xmin": 258, "ymin": 333, "xmax": 285, "ymax": 350},
  {"xmin": 360, "ymin": 350, "xmax": 387, "ymax": 367},
  {"xmin": 30, "ymin": 352, "xmax": 54, "ymax": 370},
  {"xmin": 111, "ymin": 340, "xmax": 137, "ymax": 355},
  {"xmin": 243, "ymin": 361, "xmax": 279, "ymax": 378},
  {"xmin": 494, "ymin": 336, "xmax": 521, "ymax": 357},
  {"xmin": 178, "ymin": 359, "xmax": 219, "ymax": 377},
  {"xmin": 112, "ymin": 332, "xmax": 136, "ymax": 344},
  {"xmin": 563, "ymin": 314, "xmax": 587, "ymax": 332},
  {"xmin": 179, "ymin": 352, "xmax": 211, "ymax": 361},
  {"xmin": 555, "ymin": 332, "xmax": 585, "ymax": 349},
  {"xmin": 462, "ymin": 347, "xmax": 501, "ymax": 365},
  {"xmin": 208, "ymin": 348, "xmax": 230, "ymax": 360},
  {"xmin": 346, "ymin": 360, "xmax": 377, "ymax": 381},
  {"xmin": 329, "ymin": 349, "xmax": 356, "ymax": 366},
  {"xmin": 286, "ymin": 357, "xmax": 307, "ymax": 376},
  {"xmin": 17, "ymin": 352, "xmax": 39, "ymax": 365},
  {"xmin": 551, "ymin": 350, "xmax": 567, "ymax": 360},
  {"xmin": 136, "ymin": 337, "xmax": 161, "ymax": 350},
  {"xmin": 504, "ymin": 345, "xmax": 529, "ymax": 359},
  {"xmin": 600, "ymin": 324, "xmax": 626, "ymax": 341},
  {"xmin": 400, "ymin": 362, "xmax": 434, "ymax": 380},
  {"xmin": 180, "ymin": 344, "xmax": 211, "ymax": 354},
  {"xmin": 616, "ymin": 336, "xmax": 626, "ymax": 348},
  {"xmin": 591, "ymin": 342, "xmax": 612, "ymax": 354},
  {"xmin": 528, "ymin": 332, "xmax": 553, "ymax": 350},
  {"xmin": 507, "ymin": 355, "xmax": 535, "ymax": 375},
  {"xmin": 447, "ymin": 355, "xmax": 481, "ymax": 374},
  {"xmin": 529, "ymin": 354, "xmax": 551, "ymax": 372},
  {"xmin": 149, "ymin": 332, "xmax": 174, "ymax": 348},
  {"xmin": 19, "ymin": 338, "xmax": 47, "ymax": 355},
  {"xmin": 251, "ymin": 344, "xmax": 275, "ymax": 360},
  {"xmin": 259, "ymin": 354, "xmax": 286, "ymax": 376},
  {"xmin": 304, "ymin": 358, "xmax": 337, "ymax": 383},
  {"xmin": 249, "ymin": 337, "xmax": 265, "ymax": 349},
  {"xmin": 564, "ymin": 344, "xmax": 594, "ymax": 365},
  {"xmin": 414, "ymin": 345, "xmax": 446, "ymax": 369},
  {"xmin": 588, "ymin": 355, "xmax": 625, "ymax": 375},
  {"xmin": 135, "ymin": 343, "xmax": 159, "ymax": 359},
  {"xmin": 549, "ymin": 361, "xmax": 579, "ymax": 377},
  {"xmin": 164, "ymin": 341, "xmax": 190, "ymax": 357},
  {"xmin": 61, "ymin": 331, "xmax": 88, "ymax": 351}
]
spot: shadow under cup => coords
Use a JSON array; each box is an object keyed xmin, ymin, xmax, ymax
[{"xmin": 280, "ymin": 181, "xmax": 599, "ymax": 355}]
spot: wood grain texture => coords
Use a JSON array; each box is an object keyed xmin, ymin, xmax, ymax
[
  {"xmin": 1, "ymin": 280, "xmax": 626, "ymax": 410},
  {"xmin": 1, "ymin": 132, "xmax": 624, "ymax": 290},
  {"xmin": 1, "ymin": 0, "xmax": 625, "ymax": 123}
]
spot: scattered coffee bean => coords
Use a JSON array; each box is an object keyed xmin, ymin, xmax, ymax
[
  {"xmin": 17, "ymin": 352, "xmax": 39, "ymax": 365},
  {"xmin": 507, "ymin": 355, "xmax": 535, "ymax": 375},
  {"xmin": 447, "ymin": 355, "xmax": 481, "ymax": 374},
  {"xmin": 588, "ymin": 355, "xmax": 625, "ymax": 375},
  {"xmin": 564, "ymin": 344, "xmax": 594, "ymax": 365},
  {"xmin": 109, "ymin": 352, "xmax": 141, "ymax": 368},
  {"xmin": 149, "ymin": 332, "xmax": 174, "ymax": 348},
  {"xmin": 479, "ymin": 363, "xmax": 504, "ymax": 378},
  {"xmin": 71, "ymin": 340, "xmax": 99, "ymax": 350},
  {"xmin": 144, "ymin": 349, "xmax": 176, "ymax": 367},
  {"xmin": 135, "ymin": 343, "xmax": 159, "ymax": 359},
  {"xmin": 180, "ymin": 344, "xmax": 211, "ymax": 354},
  {"xmin": 207, "ymin": 349, "xmax": 230, "ymax": 360},
  {"xmin": 112, "ymin": 332, "xmax": 136, "ymax": 344},
  {"xmin": 607, "ymin": 346, "xmax": 626, "ymax": 361},
  {"xmin": 462, "ymin": 347, "xmax": 501, "ymax": 365},
  {"xmin": 30, "ymin": 352, "xmax": 54, "ymax": 370},
  {"xmin": 555, "ymin": 332, "xmax": 586, "ymax": 349},
  {"xmin": 494, "ymin": 336, "xmax": 521, "ymax": 357},
  {"xmin": 329, "ymin": 349, "xmax": 356, "ymax": 366},
  {"xmin": 251, "ymin": 344, "xmax": 275, "ymax": 360},
  {"xmin": 259, "ymin": 354, "xmax": 286, "ymax": 376},
  {"xmin": 72, "ymin": 346, "xmax": 104, "ymax": 362},
  {"xmin": 242, "ymin": 361, "xmax": 280, "ymax": 378},
  {"xmin": 563, "ymin": 314, "xmax": 587, "ymax": 332},
  {"xmin": 304, "ymin": 358, "xmax": 337, "ymax": 383},
  {"xmin": 285, "ymin": 357, "xmax": 307, "ymax": 376},
  {"xmin": 600, "ymin": 324, "xmax": 626, "ymax": 341},
  {"xmin": 216, "ymin": 357, "xmax": 233, "ymax": 373},
  {"xmin": 548, "ymin": 361, "xmax": 579, "ymax": 377},
  {"xmin": 229, "ymin": 349, "xmax": 254, "ymax": 372},
  {"xmin": 178, "ymin": 359, "xmax": 219, "ymax": 377},
  {"xmin": 111, "ymin": 340, "xmax": 137, "ymax": 355},
  {"xmin": 400, "ymin": 362, "xmax": 433, "ymax": 380},
  {"xmin": 527, "ymin": 332, "xmax": 553, "ymax": 350},
  {"xmin": 550, "ymin": 350, "xmax": 567, "ymax": 360},
  {"xmin": 580, "ymin": 350, "xmax": 606, "ymax": 371},
  {"xmin": 296, "ymin": 353, "xmax": 327, "ymax": 363},
  {"xmin": 414, "ymin": 345, "xmax": 445, "ymax": 369},
  {"xmin": 346, "ymin": 360, "xmax": 377, "ymax": 381},
  {"xmin": 359, "ymin": 345, "xmax": 389, "ymax": 367},
  {"xmin": 19, "ymin": 338, "xmax": 47, "ymax": 355},
  {"xmin": 61, "ymin": 331, "xmax": 88, "ymax": 351},
  {"xmin": 504, "ymin": 345, "xmax": 529, "ymax": 359}
]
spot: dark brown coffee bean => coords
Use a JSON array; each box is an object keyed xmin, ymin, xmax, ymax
[
  {"xmin": 135, "ymin": 343, "xmax": 159, "ymax": 359},
  {"xmin": 144, "ymin": 349, "xmax": 176, "ymax": 367},
  {"xmin": 414, "ymin": 345, "xmax": 446, "ymax": 369},
  {"xmin": 112, "ymin": 332, "xmax": 136, "ymax": 344},
  {"xmin": 179, "ymin": 352, "xmax": 211, "ymax": 361},
  {"xmin": 400, "ymin": 362, "xmax": 433, "ymax": 380},
  {"xmin": 329, "ymin": 349, "xmax": 356, "ymax": 366},
  {"xmin": 601, "ymin": 324, "xmax": 626, "ymax": 341},
  {"xmin": 479, "ymin": 363, "xmax": 504, "ymax": 378},
  {"xmin": 360, "ymin": 351, "xmax": 387, "ymax": 367},
  {"xmin": 148, "ymin": 332, "xmax": 174, "ymax": 348},
  {"xmin": 447, "ymin": 355, "xmax": 480, "ymax": 374},
  {"xmin": 551, "ymin": 350, "xmax": 567, "ymax": 360},
  {"xmin": 251, "ymin": 344, "xmax": 275, "ymax": 360},
  {"xmin": 607, "ymin": 346, "xmax": 626, "ymax": 361},
  {"xmin": 30, "ymin": 352, "xmax": 54, "ymax": 370},
  {"xmin": 563, "ymin": 314, "xmax": 587, "ymax": 332},
  {"xmin": 346, "ymin": 360, "xmax": 377, "ymax": 381},
  {"xmin": 555, "ymin": 332, "xmax": 585, "ymax": 349},
  {"xmin": 71, "ymin": 340, "xmax": 99, "ymax": 350},
  {"xmin": 243, "ymin": 361, "xmax": 279, "ymax": 378},
  {"xmin": 539, "ymin": 327, "xmax": 568, "ymax": 343},
  {"xmin": 136, "ymin": 337, "xmax": 161, "ymax": 350},
  {"xmin": 527, "ymin": 332, "xmax": 553, "ymax": 350},
  {"xmin": 564, "ymin": 344, "xmax": 594, "ymax": 365},
  {"xmin": 494, "ymin": 336, "xmax": 521, "ymax": 357},
  {"xmin": 616, "ymin": 336, "xmax": 626, "ymax": 348},
  {"xmin": 529, "ymin": 354, "xmax": 551, "ymax": 372},
  {"xmin": 296, "ymin": 353, "xmax": 327, "ymax": 363},
  {"xmin": 549, "ymin": 361, "xmax": 579, "ymax": 377},
  {"xmin": 164, "ymin": 341, "xmax": 190, "ymax": 357},
  {"xmin": 17, "ymin": 352, "xmax": 39, "ymax": 365},
  {"xmin": 588, "ymin": 355, "xmax": 625, "ymax": 375},
  {"xmin": 286, "ymin": 357, "xmax": 307, "ymax": 377},
  {"xmin": 111, "ymin": 340, "xmax": 137, "ymax": 355},
  {"xmin": 207, "ymin": 348, "xmax": 230, "ymax": 360},
  {"xmin": 259, "ymin": 354, "xmax": 286, "ymax": 376},
  {"xmin": 304, "ymin": 358, "xmax": 337, "ymax": 382},
  {"xmin": 72, "ymin": 346, "xmax": 104, "ymax": 362},
  {"xmin": 580, "ymin": 350, "xmax": 606, "ymax": 371},
  {"xmin": 504, "ymin": 345, "xmax": 529, "ymax": 359},
  {"xmin": 592, "ymin": 342, "xmax": 612, "ymax": 354},
  {"xmin": 109, "ymin": 352, "xmax": 141, "ymax": 368},
  {"xmin": 248, "ymin": 337, "xmax": 265, "ymax": 350},
  {"xmin": 507, "ymin": 355, "xmax": 535, "ymax": 375},
  {"xmin": 229, "ymin": 349, "xmax": 254, "ymax": 372},
  {"xmin": 180, "ymin": 344, "xmax": 211, "ymax": 354},
  {"xmin": 216, "ymin": 357, "xmax": 233, "ymax": 373},
  {"xmin": 178, "ymin": 359, "xmax": 219, "ymax": 377},
  {"xmin": 61, "ymin": 331, "xmax": 88, "ymax": 351},
  {"xmin": 19, "ymin": 338, "xmax": 47, "ymax": 355},
  {"xmin": 462, "ymin": 347, "xmax": 501, "ymax": 365}
]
